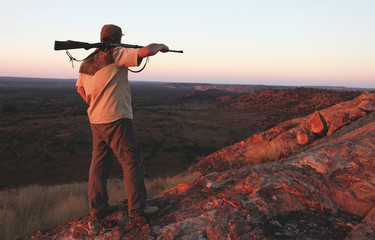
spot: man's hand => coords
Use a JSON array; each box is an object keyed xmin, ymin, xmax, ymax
[
  {"xmin": 138, "ymin": 44, "xmax": 169, "ymax": 58},
  {"xmin": 159, "ymin": 44, "xmax": 169, "ymax": 53}
]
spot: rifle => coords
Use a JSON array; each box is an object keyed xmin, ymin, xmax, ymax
[{"xmin": 54, "ymin": 40, "xmax": 183, "ymax": 53}]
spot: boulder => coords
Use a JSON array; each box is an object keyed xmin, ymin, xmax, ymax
[
  {"xmin": 310, "ymin": 111, "xmax": 328, "ymax": 136},
  {"xmin": 296, "ymin": 129, "xmax": 314, "ymax": 145}
]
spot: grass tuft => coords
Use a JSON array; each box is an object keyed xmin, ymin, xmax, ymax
[
  {"xmin": 245, "ymin": 138, "xmax": 298, "ymax": 165},
  {"xmin": 0, "ymin": 172, "xmax": 199, "ymax": 240}
]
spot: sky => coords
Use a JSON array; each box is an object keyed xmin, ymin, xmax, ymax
[{"xmin": 0, "ymin": 0, "xmax": 374, "ymax": 88}]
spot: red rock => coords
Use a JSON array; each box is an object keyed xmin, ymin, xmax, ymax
[
  {"xmin": 326, "ymin": 110, "xmax": 350, "ymax": 135},
  {"xmin": 297, "ymin": 129, "xmax": 313, "ymax": 145},
  {"xmin": 310, "ymin": 111, "xmax": 328, "ymax": 136},
  {"xmin": 349, "ymin": 107, "xmax": 367, "ymax": 120}
]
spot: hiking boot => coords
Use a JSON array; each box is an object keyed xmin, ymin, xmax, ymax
[
  {"xmin": 143, "ymin": 205, "xmax": 158, "ymax": 215},
  {"xmin": 129, "ymin": 205, "xmax": 158, "ymax": 218}
]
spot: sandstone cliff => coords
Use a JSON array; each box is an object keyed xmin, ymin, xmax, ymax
[{"xmin": 22, "ymin": 92, "xmax": 375, "ymax": 239}]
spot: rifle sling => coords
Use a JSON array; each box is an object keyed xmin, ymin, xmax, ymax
[
  {"xmin": 129, "ymin": 57, "xmax": 149, "ymax": 73},
  {"xmin": 65, "ymin": 49, "xmax": 101, "ymax": 68},
  {"xmin": 66, "ymin": 48, "xmax": 148, "ymax": 73}
]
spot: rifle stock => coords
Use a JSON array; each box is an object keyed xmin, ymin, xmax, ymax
[
  {"xmin": 54, "ymin": 40, "xmax": 101, "ymax": 50},
  {"xmin": 54, "ymin": 40, "xmax": 183, "ymax": 53}
]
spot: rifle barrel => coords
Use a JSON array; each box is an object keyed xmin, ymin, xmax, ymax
[
  {"xmin": 54, "ymin": 40, "xmax": 183, "ymax": 53},
  {"xmin": 167, "ymin": 49, "xmax": 183, "ymax": 53},
  {"xmin": 106, "ymin": 42, "xmax": 183, "ymax": 53}
]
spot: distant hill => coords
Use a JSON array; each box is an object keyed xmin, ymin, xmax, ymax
[
  {"xmin": 164, "ymin": 82, "xmax": 374, "ymax": 92},
  {"xmin": 218, "ymin": 88, "xmax": 362, "ymax": 111},
  {"xmin": 1, "ymin": 76, "xmax": 373, "ymax": 91}
]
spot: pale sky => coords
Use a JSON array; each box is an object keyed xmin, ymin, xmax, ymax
[{"xmin": 1, "ymin": 0, "xmax": 374, "ymax": 88}]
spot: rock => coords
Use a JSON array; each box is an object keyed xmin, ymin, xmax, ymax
[
  {"xmin": 310, "ymin": 111, "xmax": 328, "ymax": 136},
  {"xmin": 349, "ymin": 107, "xmax": 367, "ymax": 120},
  {"xmin": 359, "ymin": 101, "xmax": 374, "ymax": 113},
  {"xmin": 351, "ymin": 206, "xmax": 375, "ymax": 238},
  {"xmin": 326, "ymin": 110, "xmax": 350, "ymax": 136},
  {"xmin": 296, "ymin": 129, "xmax": 314, "ymax": 145}
]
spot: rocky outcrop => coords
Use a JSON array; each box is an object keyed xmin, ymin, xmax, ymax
[
  {"xmin": 219, "ymin": 88, "xmax": 360, "ymax": 111},
  {"xmin": 22, "ymin": 92, "xmax": 375, "ymax": 239},
  {"xmin": 189, "ymin": 92, "xmax": 375, "ymax": 174}
]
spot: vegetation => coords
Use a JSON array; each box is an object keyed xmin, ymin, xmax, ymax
[
  {"xmin": 0, "ymin": 79, "xmax": 362, "ymax": 189},
  {"xmin": 245, "ymin": 138, "xmax": 298, "ymax": 165},
  {"xmin": 0, "ymin": 172, "xmax": 200, "ymax": 240}
]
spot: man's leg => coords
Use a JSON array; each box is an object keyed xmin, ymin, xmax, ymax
[
  {"xmin": 109, "ymin": 119, "xmax": 147, "ymax": 217},
  {"xmin": 89, "ymin": 124, "xmax": 114, "ymax": 218}
]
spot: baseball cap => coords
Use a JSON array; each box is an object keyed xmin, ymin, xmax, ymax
[{"xmin": 100, "ymin": 24, "xmax": 124, "ymax": 42}]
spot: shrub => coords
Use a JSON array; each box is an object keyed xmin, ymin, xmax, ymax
[{"xmin": 1, "ymin": 104, "xmax": 18, "ymax": 113}]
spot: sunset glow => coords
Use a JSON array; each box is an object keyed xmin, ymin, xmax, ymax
[{"xmin": 0, "ymin": 0, "xmax": 374, "ymax": 88}]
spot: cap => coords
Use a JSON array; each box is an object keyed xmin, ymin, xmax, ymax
[{"xmin": 100, "ymin": 24, "xmax": 124, "ymax": 42}]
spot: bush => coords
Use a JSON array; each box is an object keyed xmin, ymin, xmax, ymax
[{"xmin": 1, "ymin": 104, "xmax": 18, "ymax": 113}]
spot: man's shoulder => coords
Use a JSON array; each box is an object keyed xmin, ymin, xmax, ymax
[{"xmin": 79, "ymin": 49, "xmax": 115, "ymax": 76}]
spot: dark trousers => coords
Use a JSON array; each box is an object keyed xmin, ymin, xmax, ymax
[{"xmin": 89, "ymin": 118, "xmax": 147, "ymax": 217}]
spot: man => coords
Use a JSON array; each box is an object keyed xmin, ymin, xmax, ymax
[{"xmin": 76, "ymin": 24, "xmax": 169, "ymax": 219}]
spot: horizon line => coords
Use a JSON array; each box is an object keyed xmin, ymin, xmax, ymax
[{"xmin": 0, "ymin": 75, "xmax": 374, "ymax": 90}]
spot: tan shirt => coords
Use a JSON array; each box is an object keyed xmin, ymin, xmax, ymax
[{"xmin": 76, "ymin": 47, "xmax": 140, "ymax": 124}]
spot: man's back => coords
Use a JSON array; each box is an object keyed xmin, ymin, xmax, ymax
[{"xmin": 76, "ymin": 47, "xmax": 140, "ymax": 124}]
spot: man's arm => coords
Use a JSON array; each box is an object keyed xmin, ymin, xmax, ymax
[
  {"xmin": 138, "ymin": 43, "xmax": 169, "ymax": 59},
  {"xmin": 77, "ymin": 86, "xmax": 88, "ymax": 104}
]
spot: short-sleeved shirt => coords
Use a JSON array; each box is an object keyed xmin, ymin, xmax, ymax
[{"xmin": 76, "ymin": 47, "xmax": 140, "ymax": 124}]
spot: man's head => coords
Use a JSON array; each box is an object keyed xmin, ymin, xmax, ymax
[{"xmin": 100, "ymin": 24, "xmax": 123, "ymax": 43}]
